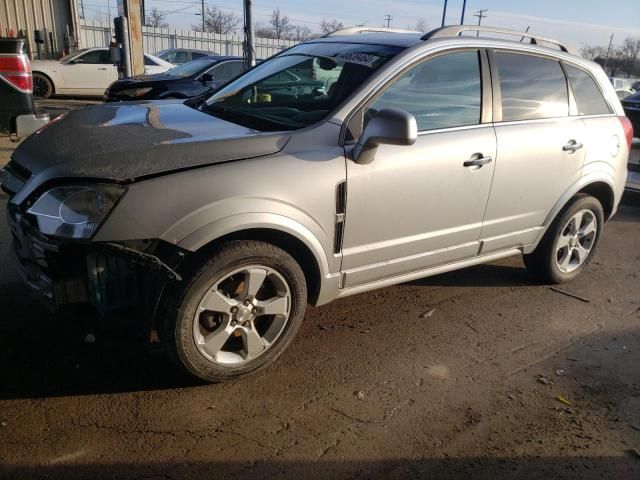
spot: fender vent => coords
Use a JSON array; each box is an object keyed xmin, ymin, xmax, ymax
[{"xmin": 333, "ymin": 180, "xmax": 347, "ymax": 254}]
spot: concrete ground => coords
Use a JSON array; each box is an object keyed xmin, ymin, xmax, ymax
[{"xmin": 0, "ymin": 101, "xmax": 639, "ymax": 479}]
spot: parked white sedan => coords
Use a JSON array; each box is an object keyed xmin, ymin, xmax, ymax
[{"xmin": 31, "ymin": 47, "xmax": 174, "ymax": 99}]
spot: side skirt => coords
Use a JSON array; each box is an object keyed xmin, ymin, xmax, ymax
[{"xmin": 335, "ymin": 247, "xmax": 523, "ymax": 299}]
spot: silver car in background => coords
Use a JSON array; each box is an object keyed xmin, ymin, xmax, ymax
[{"xmin": 2, "ymin": 26, "xmax": 632, "ymax": 382}]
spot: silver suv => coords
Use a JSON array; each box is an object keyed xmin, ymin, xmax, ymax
[{"xmin": 2, "ymin": 26, "xmax": 632, "ymax": 382}]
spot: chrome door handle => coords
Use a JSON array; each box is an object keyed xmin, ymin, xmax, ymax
[
  {"xmin": 97, "ymin": 67, "xmax": 107, "ymax": 70},
  {"xmin": 463, "ymin": 156, "xmax": 493, "ymax": 168},
  {"xmin": 562, "ymin": 140, "xmax": 583, "ymax": 153}
]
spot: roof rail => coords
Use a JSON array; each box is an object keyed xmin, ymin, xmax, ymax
[
  {"xmin": 323, "ymin": 27, "xmax": 421, "ymax": 38},
  {"xmin": 421, "ymin": 25, "xmax": 570, "ymax": 53}
]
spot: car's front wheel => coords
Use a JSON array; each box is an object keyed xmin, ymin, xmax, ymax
[
  {"xmin": 524, "ymin": 194, "xmax": 604, "ymax": 283},
  {"xmin": 32, "ymin": 73, "xmax": 53, "ymax": 99},
  {"xmin": 164, "ymin": 240, "xmax": 307, "ymax": 382}
]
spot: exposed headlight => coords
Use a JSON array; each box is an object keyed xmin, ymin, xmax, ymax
[
  {"xmin": 117, "ymin": 87, "xmax": 153, "ymax": 98},
  {"xmin": 27, "ymin": 185, "xmax": 125, "ymax": 239}
]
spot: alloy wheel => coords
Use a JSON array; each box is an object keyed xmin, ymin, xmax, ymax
[
  {"xmin": 555, "ymin": 209, "xmax": 598, "ymax": 273},
  {"xmin": 32, "ymin": 75, "xmax": 50, "ymax": 99},
  {"xmin": 192, "ymin": 265, "xmax": 291, "ymax": 365}
]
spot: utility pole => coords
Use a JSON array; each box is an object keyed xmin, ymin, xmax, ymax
[
  {"xmin": 441, "ymin": 0, "xmax": 448, "ymax": 27},
  {"xmin": 243, "ymin": 0, "xmax": 255, "ymax": 68},
  {"xmin": 384, "ymin": 14, "xmax": 393, "ymax": 28},
  {"xmin": 474, "ymin": 9, "xmax": 488, "ymax": 36},
  {"xmin": 604, "ymin": 33, "xmax": 614, "ymax": 74},
  {"xmin": 201, "ymin": 0, "xmax": 205, "ymax": 32},
  {"xmin": 460, "ymin": 0, "xmax": 467, "ymax": 24},
  {"xmin": 80, "ymin": 0, "xmax": 85, "ymax": 19}
]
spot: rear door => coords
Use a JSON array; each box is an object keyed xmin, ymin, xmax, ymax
[{"xmin": 480, "ymin": 51, "xmax": 586, "ymax": 253}]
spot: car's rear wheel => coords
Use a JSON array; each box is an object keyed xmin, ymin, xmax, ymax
[
  {"xmin": 164, "ymin": 240, "xmax": 307, "ymax": 382},
  {"xmin": 32, "ymin": 73, "xmax": 53, "ymax": 99},
  {"xmin": 524, "ymin": 194, "xmax": 604, "ymax": 283}
]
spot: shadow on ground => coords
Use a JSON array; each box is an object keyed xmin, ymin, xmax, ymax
[{"xmin": 2, "ymin": 456, "xmax": 639, "ymax": 480}]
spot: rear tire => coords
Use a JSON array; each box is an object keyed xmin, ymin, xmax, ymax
[
  {"xmin": 524, "ymin": 194, "xmax": 604, "ymax": 283},
  {"xmin": 164, "ymin": 240, "xmax": 307, "ymax": 382},
  {"xmin": 32, "ymin": 73, "xmax": 53, "ymax": 99}
]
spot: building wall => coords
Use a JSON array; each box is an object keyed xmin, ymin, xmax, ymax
[{"xmin": 0, "ymin": 0, "xmax": 79, "ymax": 59}]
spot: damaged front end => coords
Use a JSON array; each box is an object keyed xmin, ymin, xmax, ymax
[{"xmin": 4, "ymin": 172, "xmax": 185, "ymax": 337}]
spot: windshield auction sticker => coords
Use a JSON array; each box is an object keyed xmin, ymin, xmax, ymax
[{"xmin": 337, "ymin": 52, "xmax": 380, "ymax": 68}]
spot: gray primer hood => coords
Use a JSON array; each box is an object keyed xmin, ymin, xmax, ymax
[{"xmin": 12, "ymin": 100, "xmax": 291, "ymax": 183}]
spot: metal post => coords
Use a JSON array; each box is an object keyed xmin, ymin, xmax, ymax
[
  {"xmin": 243, "ymin": 0, "xmax": 255, "ymax": 68},
  {"xmin": 460, "ymin": 0, "xmax": 467, "ymax": 24},
  {"xmin": 441, "ymin": 0, "xmax": 448, "ymax": 27},
  {"xmin": 603, "ymin": 33, "xmax": 614, "ymax": 74},
  {"xmin": 384, "ymin": 15, "xmax": 392, "ymax": 28},
  {"xmin": 120, "ymin": 16, "xmax": 132, "ymax": 77},
  {"xmin": 80, "ymin": 0, "xmax": 85, "ymax": 19},
  {"xmin": 201, "ymin": 0, "xmax": 206, "ymax": 31}
]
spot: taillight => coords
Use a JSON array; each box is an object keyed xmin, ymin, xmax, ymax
[
  {"xmin": 0, "ymin": 54, "xmax": 33, "ymax": 93},
  {"xmin": 619, "ymin": 116, "xmax": 634, "ymax": 150}
]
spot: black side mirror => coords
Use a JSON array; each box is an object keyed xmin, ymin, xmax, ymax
[
  {"xmin": 201, "ymin": 73, "xmax": 214, "ymax": 82},
  {"xmin": 352, "ymin": 108, "xmax": 418, "ymax": 164}
]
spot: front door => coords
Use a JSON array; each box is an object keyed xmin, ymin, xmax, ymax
[
  {"xmin": 341, "ymin": 50, "xmax": 496, "ymax": 288},
  {"xmin": 62, "ymin": 49, "xmax": 114, "ymax": 95}
]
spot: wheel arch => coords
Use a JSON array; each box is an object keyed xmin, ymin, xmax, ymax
[
  {"xmin": 32, "ymin": 70, "xmax": 55, "ymax": 95},
  {"xmin": 577, "ymin": 181, "xmax": 615, "ymax": 220},
  {"xmin": 543, "ymin": 173, "xmax": 616, "ymax": 228},
  {"xmin": 177, "ymin": 215, "xmax": 332, "ymax": 305}
]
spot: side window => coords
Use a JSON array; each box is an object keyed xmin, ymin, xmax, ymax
[
  {"xmin": 565, "ymin": 65, "xmax": 611, "ymax": 116},
  {"xmin": 365, "ymin": 51, "xmax": 482, "ymax": 132},
  {"xmin": 209, "ymin": 61, "xmax": 245, "ymax": 81},
  {"xmin": 144, "ymin": 55, "xmax": 160, "ymax": 66},
  {"xmin": 495, "ymin": 52, "xmax": 568, "ymax": 121},
  {"xmin": 79, "ymin": 50, "xmax": 111, "ymax": 64},
  {"xmin": 192, "ymin": 52, "xmax": 207, "ymax": 59}
]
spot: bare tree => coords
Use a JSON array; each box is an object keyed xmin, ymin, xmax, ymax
[
  {"xmin": 414, "ymin": 19, "xmax": 428, "ymax": 32},
  {"xmin": 618, "ymin": 37, "xmax": 640, "ymax": 76},
  {"xmin": 320, "ymin": 19, "xmax": 344, "ymax": 35},
  {"xmin": 290, "ymin": 24, "xmax": 313, "ymax": 42},
  {"xmin": 269, "ymin": 9, "xmax": 294, "ymax": 40},
  {"xmin": 255, "ymin": 23, "xmax": 277, "ymax": 39},
  {"xmin": 580, "ymin": 44, "xmax": 606, "ymax": 61},
  {"xmin": 194, "ymin": 6, "xmax": 240, "ymax": 34},
  {"xmin": 145, "ymin": 8, "xmax": 168, "ymax": 28}
]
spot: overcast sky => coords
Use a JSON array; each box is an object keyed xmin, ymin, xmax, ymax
[{"xmin": 80, "ymin": 0, "xmax": 640, "ymax": 49}]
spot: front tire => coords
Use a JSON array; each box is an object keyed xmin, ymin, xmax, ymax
[
  {"xmin": 524, "ymin": 194, "xmax": 604, "ymax": 283},
  {"xmin": 32, "ymin": 73, "xmax": 53, "ymax": 99},
  {"xmin": 165, "ymin": 240, "xmax": 307, "ymax": 382}
]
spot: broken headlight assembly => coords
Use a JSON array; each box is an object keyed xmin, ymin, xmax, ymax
[{"xmin": 27, "ymin": 185, "xmax": 125, "ymax": 239}]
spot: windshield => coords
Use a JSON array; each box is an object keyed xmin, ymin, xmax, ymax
[
  {"xmin": 202, "ymin": 42, "xmax": 402, "ymax": 131},
  {"xmin": 166, "ymin": 58, "xmax": 217, "ymax": 78}
]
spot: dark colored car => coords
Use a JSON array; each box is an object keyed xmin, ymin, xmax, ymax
[
  {"xmin": 621, "ymin": 91, "xmax": 640, "ymax": 138},
  {"xmin": 104, "ymin": 56, "xmax": 246, "ymax": 102},
  {"xmin": 155, "ymin": 48, "xmax": 213, "ymax": 64}
]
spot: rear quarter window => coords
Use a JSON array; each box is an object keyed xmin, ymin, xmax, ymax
[
  {"xmin": 495, "ymin": 52, "xmax": 569, "ymax": 122},
  {"xmin": 564, "ymin": 64, "xmax": 611, "ymax": 116}
]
